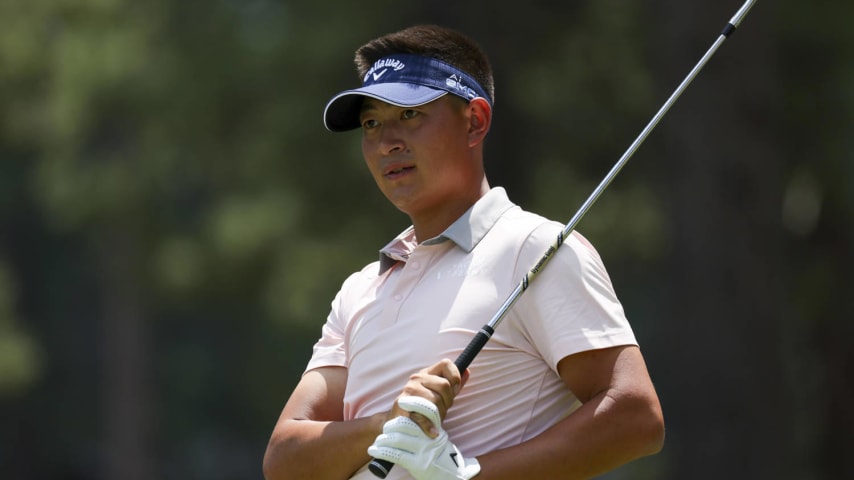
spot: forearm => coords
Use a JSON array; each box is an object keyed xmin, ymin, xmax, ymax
[
  {"xmin": 263, "ymin": 413, "xmax": 386, "ymax": 480},
  {"xmin": 475, "ymin": 389, "xmax": 664, "ymax": 480}
]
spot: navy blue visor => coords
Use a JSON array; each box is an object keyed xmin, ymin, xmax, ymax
[{"xmin": 323, "ymin": 54, "xmax": 491, "ymax": 132}]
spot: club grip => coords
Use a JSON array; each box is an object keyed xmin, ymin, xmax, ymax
[
  {"xmin": 454, "ymin": 325, "xmax": 494, "ymax": 371},
  {"xmin": 369, "ymin": 458, "xmax": 393, "ymax": 478}
]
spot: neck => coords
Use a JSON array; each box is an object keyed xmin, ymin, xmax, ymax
[{"xmin": 411, "ymin": 178, "xmax": 490, "ymax": 242}]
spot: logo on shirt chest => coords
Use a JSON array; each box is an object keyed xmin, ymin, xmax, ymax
[{"xmin": 436, "ymin": 257, "xmax": 492, "ymax": 280}]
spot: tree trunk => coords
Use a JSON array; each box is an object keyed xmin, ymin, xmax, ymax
[
  {"xmin": 652, "ymin": 1, "xmax": 791, "ymax": 478},
  {"xmin": 97, "ymin": 228, "xmax": 152, "ymax": 480}
]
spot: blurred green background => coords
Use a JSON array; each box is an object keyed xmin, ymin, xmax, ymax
[{"xmin": 1, "ymin": 0, "xmax": 851, "ymax": 478}]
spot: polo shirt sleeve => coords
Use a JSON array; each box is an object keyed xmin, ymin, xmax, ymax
[
  {"xmin": 303, "ymin": 272, "xmax": 358, "ymax": 373},
  {"xmin": 513, "ymin": 223, "xmax": 637, "ymax": 372}
]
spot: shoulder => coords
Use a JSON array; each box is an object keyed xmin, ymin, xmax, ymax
[
  {"xmin": 499, "ymin": 207, "xmax": 608, "ymax": 281},
  {"xmin": 491, "ymin": 206, "xmax": 573, "ymax": 252},
  {"xmin": 489, "ymin": 205, "xmax": 556, "ymax": 243},
  {"xmin": 337, "ymin": 260, "xmax": 384, "ymax": 296},
  {"xmin": 326, "ymin": 260, "xmax": 385, "ymax": 327}
]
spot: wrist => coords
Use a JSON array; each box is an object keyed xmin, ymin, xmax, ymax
[{"xmin": 369, "ymin": 411, "xmax": 389, "ymax": 436}]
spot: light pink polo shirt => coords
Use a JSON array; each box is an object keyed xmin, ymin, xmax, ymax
[{"xmin": 306, "ymin": 187, "xmax": 636, "ymax": 479}]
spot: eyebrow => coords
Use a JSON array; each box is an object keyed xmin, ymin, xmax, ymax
[
  {"xmin": 360, "ymin": 102, "xmax": 378, "ymax": 114},
  {"xmin": 359, "ymin": 99, "xmax": 403, "ymax": 119}
]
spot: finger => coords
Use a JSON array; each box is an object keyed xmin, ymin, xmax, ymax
[
  {"xmin": 380, "ymin": 415, "xmax": 426, "ymax": 436},
  {"xmin": 400, "ymin": 379, "xmax": 451, "ymax": 417},
  {"xmin": 408, "ymin": 359, "xmax": 462, "ymax": 413},
  {"xmin": 373, "ymin": 429, "xmax": 430, "ymax": 454},
  {"xmin": 369, "ymin": 416, "xmax": 432, "ymax": 466},
  {"xmin": 407, "ymin": 411, "xmax": 438, "ymax": 438},
  {"xmin": 397, "ymin": 396, "xmax": 443, "ymax": 438},
  {"xmin": 368, "ymin": 443, "xmax": 422, "ymax": 473},
  {"xmin": 398, "ymin": 396, "xmax": 442, "ymax": 427},
  {"xmin": 381, "ymin": 404, "xmax": 438, "ymax": 439},
  {"xmin": 426, "ymin": 359, "xmax": 463, "ymax": 395},
  {"xmin": 368, "ymin": 443, "xmax": 407, "ymax": 466}
]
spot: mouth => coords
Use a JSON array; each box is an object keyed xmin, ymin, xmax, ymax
[{"xmin": 383, "ymin": 165, "xmax": 415, "ymax": 179}]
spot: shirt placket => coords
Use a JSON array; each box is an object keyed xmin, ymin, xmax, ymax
[{"xmin": 384, "ymin": 244, "xmax": 435, "ymax": 325}]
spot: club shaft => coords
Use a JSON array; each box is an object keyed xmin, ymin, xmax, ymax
[
  {"xmin": 369, "ymin": 1, "xmax": 757, "ymax": 477},
  {"xmin": 463, "ymin": 0, "xmax": 757, "ymax": 362},
  {"xmin": 731, "ymin": 0, "xmax": 758, "ymax": 28}
]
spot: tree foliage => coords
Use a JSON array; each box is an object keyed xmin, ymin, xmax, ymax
[{"xmin": 0, "ymin": 1, "xmax": 850, "ymax": 479}]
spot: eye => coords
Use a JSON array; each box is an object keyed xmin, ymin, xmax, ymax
[
  {"xmin": 361, "ymin": 118, "xmax": 379, "ymax": 130},
  {"xmin": 401, "ymin": 109, "xmax": 419, "ymax": 120}
]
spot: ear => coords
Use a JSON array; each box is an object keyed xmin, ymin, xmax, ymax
[{"xmin": 466, "ymin": 97, "xmax": 492, "ymax": 147}]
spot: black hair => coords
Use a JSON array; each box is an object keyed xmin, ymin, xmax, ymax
[{"xmin": 354, "ymin": 25, "xmax": 495, "ymax": 105}]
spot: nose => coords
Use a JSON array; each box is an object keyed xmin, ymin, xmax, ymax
[{"xmin": 378, "ymin": 122, "xmax": 406, "ymax": 156}]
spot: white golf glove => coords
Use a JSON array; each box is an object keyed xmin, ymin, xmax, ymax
[{"xmin": 368, "ymin": 396, "xmax": 481, "ymax": 480}]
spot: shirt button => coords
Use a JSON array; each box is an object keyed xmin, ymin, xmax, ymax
[
  {"xmin": 410, "ymin": 261, "xmax": 420, "ymax": 270},
  {"xmin": 394, "ymin": 294, "xmax": 402, "ymax": 301}
]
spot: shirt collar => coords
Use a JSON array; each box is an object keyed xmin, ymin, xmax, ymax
[{"xmin": 378, "ymin": 187, "xmax": 516, "ymax": 273}]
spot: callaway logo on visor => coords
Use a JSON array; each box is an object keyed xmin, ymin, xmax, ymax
[
  {"xmin": 361, "ymin": 54, "xmax": 491, "ymax": 104},
  {"xmin": 364, "ymin": 58, "xmax": 406, "ymax": 82},
  {"xmin": 322, "ymin": 53, "xmax": 492, "ymax": 132}
]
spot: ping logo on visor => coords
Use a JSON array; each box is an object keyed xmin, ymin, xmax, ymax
[{"xmin": 361, "ymin": 54, "xmax": 491, "ymax": 103}]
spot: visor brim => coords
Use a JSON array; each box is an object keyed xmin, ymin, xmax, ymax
[{"xmin": 323, "ymin": 83, "xmax": 448, "ymax": 132}]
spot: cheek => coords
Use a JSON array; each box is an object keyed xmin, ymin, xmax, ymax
[
  {"xmin": 361, "ymin": 142, "xmax": 380, "ymax": 176},
  {"xmin": 427, "ymin": 129, "xmax": 468, "ymax": 163},
  {"xmin": 361, "ymin": 138, "xmax": 370, "ymax": 161}
]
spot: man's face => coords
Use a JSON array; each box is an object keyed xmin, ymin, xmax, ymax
[{"xmin": 358, "ymin": 95, "xmax": 484, "ymax": 221}]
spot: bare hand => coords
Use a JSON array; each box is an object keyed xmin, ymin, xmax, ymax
[{"xmin": 388, "ymin": 359, "xmax": 470, "ymax": 437}]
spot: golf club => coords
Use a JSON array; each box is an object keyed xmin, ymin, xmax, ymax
[{"xmin": 370, "ymin": 0, "xmax": 758, "ymax": 477}]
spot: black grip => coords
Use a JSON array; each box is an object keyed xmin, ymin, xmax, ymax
[
  {"xmin": 368, "ymin": 324, "xmax": 495, "ymax": 478},
  {"xmin": 455, "ymin": 325, "xmax": 494, "ymax": 371},
  {"xmin": 369, "ymin": 458, "xmax": 393, "ymax": 478},
  {"xmin": 721, "ymin": 22, "xmax": 736, "ymax": 38}
]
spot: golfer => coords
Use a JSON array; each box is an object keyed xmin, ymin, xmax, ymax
[{"xmin": 263, "ymin": 24, "xmax": 664, "ymax": 480}]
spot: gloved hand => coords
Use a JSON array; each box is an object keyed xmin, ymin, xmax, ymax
[{"xmin": 368, "ymin": 396, "xmax": 481, "ymax": 480}]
